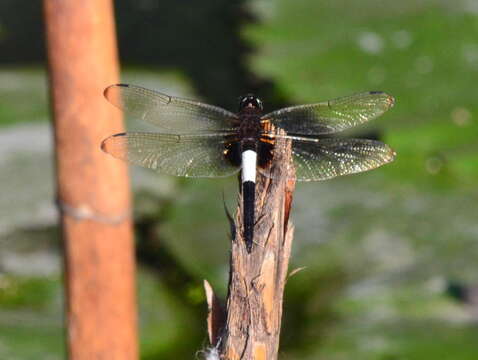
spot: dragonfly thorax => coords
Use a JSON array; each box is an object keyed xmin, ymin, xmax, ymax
[{"xmin": 238, "ymin": 108, "xmax": 263, "ymax": 147}]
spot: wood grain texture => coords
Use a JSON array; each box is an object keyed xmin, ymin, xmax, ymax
[
  {"xmin": 219, "ymin": 131, "xmax": 296, "ymax": 359},
  {"xmin": 43, "ymin": 1, "xmax": 138, "ymax": 359},
  {"xmin": 205, "ymin": 279, "xmax": 226, "ymax": 347}
]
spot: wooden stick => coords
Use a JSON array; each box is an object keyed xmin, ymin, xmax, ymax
[
  {"xmin": 213, "ymin": 132, "xmax": 296, "ymax": 359},
  {"xmin": 43, "ymin": 1, "xmax": 138, "ymax": 359}
]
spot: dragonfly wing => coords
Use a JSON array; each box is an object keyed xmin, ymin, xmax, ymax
[
  {"xmin": 262, "ymin": 91, "xmax": 394, "ymax": 135},
  {"xmin": 259, "ymin": 136, "xmax": 395, "ymax": 181},
  {"xmin": 104, "ymin": 84, "xmax": 239, "ymax": 132},
  {"xmin": 102, "ymin": 132, "xmax": 240, "ymax": 177}
]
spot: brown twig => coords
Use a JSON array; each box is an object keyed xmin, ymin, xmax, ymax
[
  {"xmin": 43, "ymin": 1, "xmax": 138, "ymax": 359},
  {"xmin": 206, "ymin": 131, "xmax": 296, "ymax": 359}
]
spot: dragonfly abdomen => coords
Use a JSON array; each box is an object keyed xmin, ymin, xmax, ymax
[{"xmin": 241, "ymin": 146, "xmax": 257, "ymax": 253}]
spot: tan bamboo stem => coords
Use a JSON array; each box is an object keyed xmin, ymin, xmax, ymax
[{"xmin": 43, "ymin": 1, "xmax": 138, "ymax": 359}]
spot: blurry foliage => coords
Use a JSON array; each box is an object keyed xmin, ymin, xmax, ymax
[
  {"xmin": 0, "ymin": 1, "xmax": 45, "ymax": 63},
  {"xmin": 0, "ymin": 275, "xmax": 56, "ymax": 309},
  {"xmin": 114, "ymin": 0, "xmax": 257, "ymax": 110},
  {"xmin": 136, "ymin": 267, "xmax": 204, "ymax": 360},
  {"xmin": 245, "ymin": 0, "xmax": 478, "ymax": 191},
  {"xmin": 241, "ymin": 1, "xmax": 478, "ymax": 359},
  {"xmin": 0, "ymin": 0, "xmax": 276, "ymax": 111},
  {"xmin": 1, "ymin": 0, "xmax": 478, "ymax": 359},
  {"xmin": 0, "ymin": 68, "xmax": 49, "ymax": 125}
]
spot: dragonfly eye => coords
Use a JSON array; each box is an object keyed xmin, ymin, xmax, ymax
[{"xmin": 239, "ymin": 94, "xmax": 263, "ymax": 111}]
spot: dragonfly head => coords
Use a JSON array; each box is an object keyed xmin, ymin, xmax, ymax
[{"xmin": 238, "ymin": 94, "xmax": 263, "ymax": 112}]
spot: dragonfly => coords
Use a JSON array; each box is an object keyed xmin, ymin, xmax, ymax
[{"xmin": 101, "ymin": 84, "xmax": 396, "ymax": 252}]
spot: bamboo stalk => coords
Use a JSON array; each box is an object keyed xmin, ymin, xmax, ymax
[
  {"xmin": 207, "ymin": 132, "xmax": 295, "ymax": 360},
  {"xmin": 43, "ymin": 1, "xmax": 138, "ymax": 359}
]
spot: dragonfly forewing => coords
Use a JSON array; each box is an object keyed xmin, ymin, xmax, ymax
[
  {"xmin": 104, "ymin": 84, "xmax": 239, "ymax": 133},
  {"xmin": 262, "ymin": 91, "xmax": 394, "ymax": 135}
]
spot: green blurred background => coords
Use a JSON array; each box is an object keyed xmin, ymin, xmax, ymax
[{"xmin": 1, "ymin": 0, "xmax": 477, "ymax": 359}]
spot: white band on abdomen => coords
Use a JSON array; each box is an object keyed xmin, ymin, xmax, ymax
[{"xmin": 241, "ymin": 150, "xmax": 257, "ymax": 183}]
